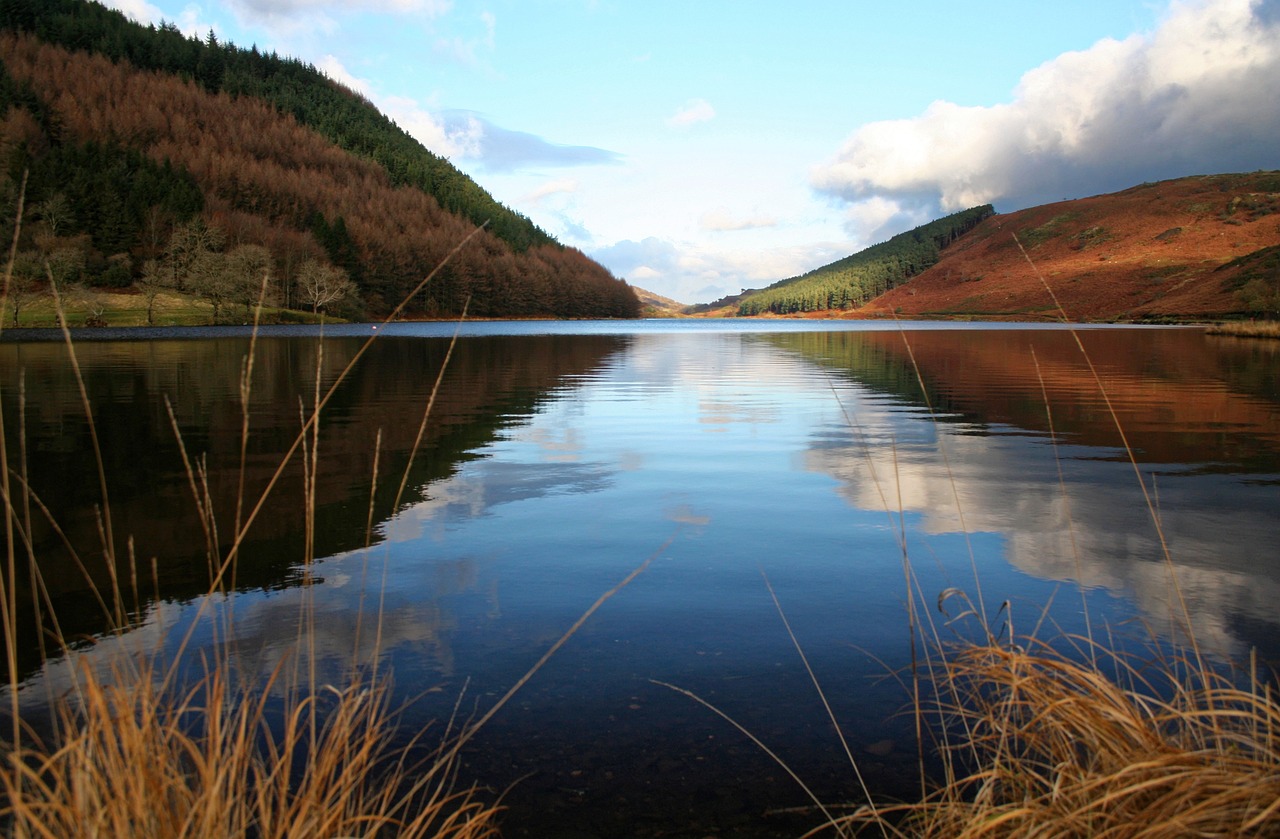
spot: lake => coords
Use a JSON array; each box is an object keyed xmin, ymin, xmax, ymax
[{"xmin": 2, "ymin": 320, "xmax": 1278, "ymax": 837}]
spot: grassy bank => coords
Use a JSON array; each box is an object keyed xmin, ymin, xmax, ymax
[
  {"xmin": 1205, "ymin": 320, "xmax": 1280, "ymax": 339},
  {"xmin": 1, "ymin": 290, "xmax": 336, "ymax": 328}
]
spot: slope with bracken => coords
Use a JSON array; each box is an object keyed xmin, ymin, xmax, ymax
[{"xmin": 859, "ymin": 172, "xmax": 1280, "ymax": 321}]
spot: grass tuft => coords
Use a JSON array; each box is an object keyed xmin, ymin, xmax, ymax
[
  {"xmin": 830, "ymin": 638, "xmax": 1280, "ymax": 837},
  {"xmin": 1, "ymin": 656, "xmax": 500, "ymax": 838}
]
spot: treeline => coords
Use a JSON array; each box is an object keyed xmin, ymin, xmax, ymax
[
  {"xmin": 0, "ymin": 11, "xmax": 639, "ymax": 319},
  {"xmin": 738, "ymin": 206, "xmax": 995, "ymax": 315}
]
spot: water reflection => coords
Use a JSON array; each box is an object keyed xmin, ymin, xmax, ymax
[
  {"xmin": 766, "ymin": 328, "xmax": 1280, "ymax": 658},
  {"xmin": 3, "ymin": 324, "xmax": 1278, "ymax": 836},
  {"xmin": 0, "ymin": 333, "xmax": 629, "ymax": 676}
]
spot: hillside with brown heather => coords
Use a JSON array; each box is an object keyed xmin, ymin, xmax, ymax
[
  {"xmin": 851, "ymin": 173, "xmax": 1280, "ymax": 321},
  {"xmin": 0, "ymin": 31, "xmax": 638, "ymax": 319}
]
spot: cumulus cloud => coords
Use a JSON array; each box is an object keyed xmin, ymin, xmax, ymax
[
  {"xmin": 667, "ymin": 98, "xmax": 716, "ymax": 127},
  {"xmin": 699, "ymin": 208, "xmax": 778, "ymax": 231},
  {"xmin": 843, "ymin": 195, "xmax": 931, "ymax": 245},
  {"xmin": 592, "ymin": 236, "xmax": 849, "ymax": 303},
  {"xmin": 593, "ymin": 237, "xmax": 683, "ymax": 280},
  {"xmin": 441, "ymin": 110, "xmax": 622, "ymax": 171},
  {"xmin": 812, "ymin": 0, "xmax": 1280, "ymax": 231}
]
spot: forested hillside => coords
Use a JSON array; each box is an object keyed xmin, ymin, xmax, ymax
[
  {"xmin": 737, "ymin": 206, "xmax": 994, "ymax": 315},
  {"xmin": 0, "ymin": 0, "xmax": 640, "ymax": 320}
]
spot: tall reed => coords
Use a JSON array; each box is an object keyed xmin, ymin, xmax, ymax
[
  {"xmin": 807, "ymin": 241, "xmax": 1280, "ymax": 836},
  {"xmin": 0, "ymin": 182, "xmax": 505, "ymax": 837}
]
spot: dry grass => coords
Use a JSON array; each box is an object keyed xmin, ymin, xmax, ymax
[
  {"xmin": 1205, "ymin": 320, "xmax": 1280, "ymax": 339},
  {"xmin": 0, "ymin": 181, "xmax": 505, "ymax": 838},
  {"xmin": 824, "ymin": 638, "xmax": 1280, "ymax": 837},
  {"xmin": 1, "ymin": 659, "xmax": 499, "ymax": 839},
  {"xmin": 806, "ymin": 246, "xmax": 1280, "ymax": 837}
]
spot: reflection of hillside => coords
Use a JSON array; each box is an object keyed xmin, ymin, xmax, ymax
[
  {"xmin": 772, "ymin": 329, "xmax": 1280, "ymax": 658},
  {"xmin": 766, "ymin": 328, "xmax": 1280, "ymax": 471},
  {"xmin": 0, "ymin": 334, "xmax": 626, "ymax": 674}
]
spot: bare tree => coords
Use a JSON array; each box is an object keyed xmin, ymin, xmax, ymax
[
  {"xmin": 32, "ymin": 193, "xmax": 72, "ymax": 238},
  {"xmin": 186, "ymin": 250, "xmax": 233, "ymax": 321},
  {"xmin": 137, "ymin": 258, "xmax": 167, "ymax": 326},
  {"xmin": 296, "ymin": 259, "xmax": 354, "ymax": 314},
  {"xmin": 165, "ymin": 219, "xmax": 225, "ymax": 290},
  {"xmin": 226, "ymin": 243, "xmax": 274, "ymax": 320},
  {"xmin": 7, "ymin": 252, "xmax": 44, "ymax": 327},
  {"xmin": 74, "ymin": 285, "xmax": 108, "ymax": 327}
]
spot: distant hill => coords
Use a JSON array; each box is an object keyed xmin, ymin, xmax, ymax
[
  {"xmin": 684, "ymin": 289, "xmax": 756, "ymax": 316},
  {"xmin": 631, "ymin": 286, "xmax": 687, "ymax": 317},
  {"xmin": 860, "ymin": 172, "xmax": 1280, "ymax": 321},
  {"xmin": 0, "ymin": 0, "xmax": 639, "ymax": 320},
  {"xmin": 736, "ymin": 206, "xmax": 994, "ymax": 316}
]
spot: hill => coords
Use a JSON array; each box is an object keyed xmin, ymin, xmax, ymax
[
  {"xmin": 736, "ymin": 206, "xmax": 994, "ymax": 316},
  {"xmin": 631, "ymin": 286, "xmax": 687, "ymax": 317},
  {"xmin": 0, "ymin": 0, "xmax": 639, "ymax": 321},
  {"xmin": 853, "ymin": 173, "xmax": 1280, "ymax": 321}
]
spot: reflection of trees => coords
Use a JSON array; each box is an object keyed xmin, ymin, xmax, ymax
[
  {"xmin": 765, "ymin": 328, "xmax": 1280, "ymax": 471},
  {"xmin": 0, "ymin": 333, "xmax": 627, "ymax": 675},
  {"xmin": 772, "ymin": 329, "xmax": 1280, "ymax": 658}
]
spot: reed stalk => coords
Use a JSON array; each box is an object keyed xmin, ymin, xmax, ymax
[
  {"xmin": 0, "ymin": 194, "xmax": 507, "ymax": 836},
  {"xmin": 811, "ymin": 239, "xmax": 1280, "ymax": 837}
]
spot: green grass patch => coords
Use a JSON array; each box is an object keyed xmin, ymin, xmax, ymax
[{"xmin": 1019, "ymin": 211, "xmax": 1082, "ymax": 247}]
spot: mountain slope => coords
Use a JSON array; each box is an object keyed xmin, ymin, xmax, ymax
[
  {"xmin": 862, "ymin": 173, "xmax": 1280, "ymax": 321},
  {"xmin": 0, "ymin": 4, "xmax": 639, "ymax": 320},
  {"xmin": 2, "ymin": 0, "xmax": 551, "ymax": 253}
]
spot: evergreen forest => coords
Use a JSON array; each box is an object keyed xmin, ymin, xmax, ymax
[
  {"xmin": 737, "ymin": 206, "xmax": 995, "ymax": 316},
  {"xmin": 0, "ymin": 0, "xmax": 640, "ymax": 320}
]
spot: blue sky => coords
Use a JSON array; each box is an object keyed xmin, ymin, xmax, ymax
[{"xmin": 105, "ymin": 0, "xmax": 1280, "ymax": 303}]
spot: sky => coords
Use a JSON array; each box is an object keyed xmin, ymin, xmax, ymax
[{"xmin": 103, "ymin": 0, "xmax": 1280, "ymax": 304}]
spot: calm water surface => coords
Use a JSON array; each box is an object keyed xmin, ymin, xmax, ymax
[{"xmin": 2, "ymin": 321, "xmax": 1278, "ymax": 837}]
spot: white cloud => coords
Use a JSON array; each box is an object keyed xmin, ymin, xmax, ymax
[
  {"xmin": 381, "ymin": 95, "xmax": 481, "ymax": 159},
  {"xmin": 231, "ymin": 0, "xmax": 451, "ymax": 20},
  {"xmin": 842, "ymin": 195, "xmax": 931, "ymax": 244},
  {"xmin": 699, "ymin": 208, "xmax": 778, "ymax": 232},
  {"xmin": 434, "ymin": 8, "xmax": 497, "ymax": 67},
  {"xmin": 214, "ymin": 0, "xmax": 451, "ymax": 42},
  {"xmin": 521, "ymin": 179, "xmax": 580, "ymax": 204},
  {"xmin": 440, "ymin": 111, "xmax": 622, "ymax": 171},
  {"xmin": 317, "ymin": 54, "xmax": 373, "ymax": 96},
  {"xmin": 667, "ymin": 98, "xmax": 716, "ymax": 127},
  {"xmin": 591, "ymin": 236, "xmax": 848, "ymax": 303},
  {"xmin": 100, "ymin": 0, "xmax": 166, "ymax": 24},
  {"xmin": 812, "ymin": 0, "xmax": 1280, "ymax": 221},
  {"xmin": 480, "ymin": 10, "xmax": 496, "ymax": 44}
]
